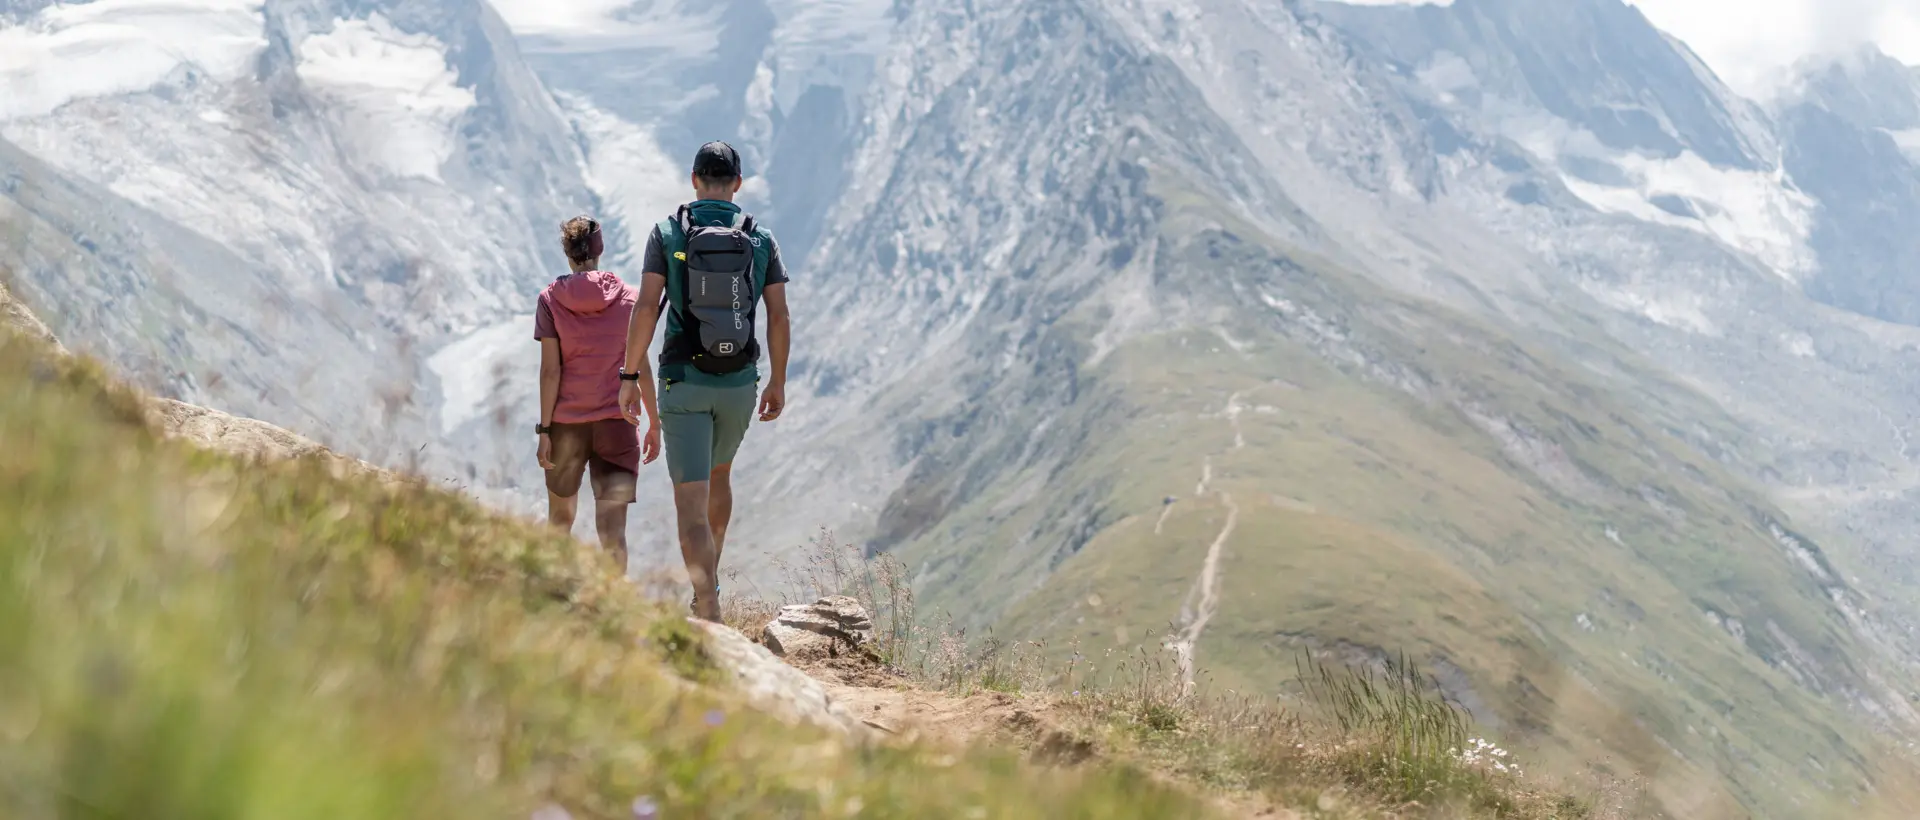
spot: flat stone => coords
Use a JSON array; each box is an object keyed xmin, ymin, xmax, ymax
[
  {"xmin": 688, "ymin": 618, "xmax": 870, "ymax": 739},
  {"xmin": 762, "ymin": 620, "xmax": 839, "ymax": 661},
  {"xmin": 761, "ymin": 597, "xmax": 876, "ymax": 660},
  {"xmin": 776, "ymin": 608, "xmax": 872, "ymax": 638}
]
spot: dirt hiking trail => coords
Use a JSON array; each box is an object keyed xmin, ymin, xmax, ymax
[{"xmin": 791, "ymin": 655, "xmax": 1297, "ymax": 819}]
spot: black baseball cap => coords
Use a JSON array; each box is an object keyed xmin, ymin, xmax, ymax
[{"xmin": 692, "ymin": 141, "xmax": 742, "ymax": 179}]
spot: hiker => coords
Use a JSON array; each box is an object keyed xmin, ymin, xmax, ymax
[
  {"xmin": 618, "ymin": 141, "xmax": 790, "ymax": 621},
  {"xmin": 535, "ymin": 216, "xmax": 658, "ymax": 573}
]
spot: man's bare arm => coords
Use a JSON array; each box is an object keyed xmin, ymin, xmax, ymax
[
  {"xmin": 763, "ymin": 282, "xmax": 789, "ymax": 386},
  {"xmin": 620, "ymin": 274, "xmax": 666, "ymax": 427},
  {"xmin": 759, "ymin": 282, "xmax": 788, "ymax": 421}
]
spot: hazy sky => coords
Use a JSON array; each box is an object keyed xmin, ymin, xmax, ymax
[{"xmin": 1629, "ymin": 0, "xmax": 1920, "ymax": 97}]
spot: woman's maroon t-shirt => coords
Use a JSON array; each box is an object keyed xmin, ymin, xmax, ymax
[{"xmin": 533, "ymin": 271, "xmax": 637, "ymax": 424}]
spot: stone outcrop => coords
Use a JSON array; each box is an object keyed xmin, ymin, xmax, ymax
[
  {"xmin": 144, "ymin": 397, "xmax": 334, "ymax": 461},
  {"xmin": 0, "ymin": 278, "xmax": 63, "ymax": 353},
  {"xmin": 686, "ymin": 617, "xmax": 872, "ymax": 740},
  {"xmin": 760, "ymin": 596, "xmax": 877, "ymax": 662},
  {"xmin": 142, "ymin": 397, "xmax": 383, "ymax": 477}
]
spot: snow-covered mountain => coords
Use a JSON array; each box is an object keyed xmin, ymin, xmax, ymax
[{"xmin": 9, "ymin": 0, "xmax": 1920, "ymax": 813}]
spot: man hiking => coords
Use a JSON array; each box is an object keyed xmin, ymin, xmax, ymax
[
  {"xmin": 535, "ymin": 215, "xmax": 659, "ymax": 573},
  {"xmin": 619, "ymin": 141, "xmax": 790, "ymax": 621}
]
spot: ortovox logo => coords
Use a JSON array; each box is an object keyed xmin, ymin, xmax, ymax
[
  {"xmin": 731, "ymin": 277, "xmax": 743, "ymax": 328},
  {"xmin": 718, "ymin": 342, "xmax": 736, "ymax": 355}
]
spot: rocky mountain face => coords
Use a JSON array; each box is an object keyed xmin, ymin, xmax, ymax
[
  {"xmin": 8, "ymin": 0, "xmax": 1920, "ymax": 814},
  {"xmin": 1776, "ymin": 49, "xmax": 1920, "ymax": 324},
  {"xmin": 1288, "ymin": 0, "xmax": 1920, "ymax": 662},
  {"xmin": 739, "ymin": 0, "xmax": 1920, "ymax": 813}
]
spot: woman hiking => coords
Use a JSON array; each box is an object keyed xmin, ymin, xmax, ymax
[{"xmin": 533, "ymin": 216, "xmax": 662, "ymax": 573}]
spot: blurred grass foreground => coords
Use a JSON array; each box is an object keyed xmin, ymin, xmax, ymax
[{"xmin": 0, "ymin": 328, "xmax": 1208, "ymax": 819}]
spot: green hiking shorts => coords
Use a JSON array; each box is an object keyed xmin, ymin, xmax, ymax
[{"xmin": 659, "ymin": 379, "xmax": 757, "ymax": 484}]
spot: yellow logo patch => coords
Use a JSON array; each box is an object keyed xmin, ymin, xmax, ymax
[{"xmin": 674, "ymin": 252, "xmax": 688, "ymax": 261}]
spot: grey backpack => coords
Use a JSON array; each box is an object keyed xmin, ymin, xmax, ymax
[{"xmin": 662, "ymin": 206, "xmax": 760, "ymax": 375}]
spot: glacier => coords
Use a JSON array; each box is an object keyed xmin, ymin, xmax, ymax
[
  {"xmin": 0, "ymin": 0, "xmax": 267, "ymax": 121},
  {"xmin": 295, "ymin": 13, "xmax": 476, "ymax": 182}
]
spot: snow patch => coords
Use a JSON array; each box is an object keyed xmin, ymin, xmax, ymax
[
  {"xmin": 429, "ymin": 317, "xmax": 533, "ymax": 435},
  {"xmin": 0, "ymin": 0, "xmax": 266, "ymax": 121},
  {"xmin": 741, "ymin": 59, "xmax": 777, "ymax": 150},
  {"xmin": 1417, "ymin": 51, "xmax": 1478, "ymax": 99},
  {"xmin": 1581, "ymin": 284, "xmax": 1719, "ymax": 336},
  {"xmin": 1504, "ymin": 116, "xmax": 1815, "ymax": 279},
  {"xmin": 1884, "ymin": 128, "xmax": 1920, "ymax": 165},
  {"xmin": 296, "ymin": 14, "xmax": 474, "ymax": 182}
]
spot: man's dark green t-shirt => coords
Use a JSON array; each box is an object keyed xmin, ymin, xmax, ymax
[{"xmin": 642, "ymin": 200, "xmax": 788, "ymax": 388}]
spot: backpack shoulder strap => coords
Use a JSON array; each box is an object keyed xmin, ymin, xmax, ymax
[
  {"xmin": 657, "ymin": 213, "xmax": 688, "ymax": 312},
  {"xmin": 735, "ymin": 212, "xmax": 761, "ymax": 301}
]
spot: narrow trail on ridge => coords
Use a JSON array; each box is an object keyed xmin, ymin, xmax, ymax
[
  {"xmin": 1870, "ymin": 402, "xmax": 1914, "ymax": 463},
  {"xmin": 1169, "ymin": 392, "xmax": 1244, "ymax": 690}
]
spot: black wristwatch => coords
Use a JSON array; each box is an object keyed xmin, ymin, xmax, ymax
[
  {"xmin": 534, "ymin": 423, "xmax": 552, "ymax": 436},
  {"xmin": 619, "ymin": 369, "xmax": 641, "ymax": 382}
]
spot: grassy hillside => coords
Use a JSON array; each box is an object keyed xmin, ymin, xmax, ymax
[
  {"xmin": 0, "ymin": 329, "xmax": 1225, "ymax": 819},
  {"xmin": 883, "ymin": 184, "xmax": 1919, "ymax": 818}
]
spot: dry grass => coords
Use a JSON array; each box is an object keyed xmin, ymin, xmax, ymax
[
  {"xmin": 1057, "ymin": 644, "xmax": 1635, "ymax": 819},
  {"xmin": 738, "ymin": 530, "xmax": 1630, "ymax": 818}
]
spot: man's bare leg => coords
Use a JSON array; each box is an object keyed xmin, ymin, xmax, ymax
[
  {"xmin": 547, "ymin": 492, "xmax": 578, "ymax": 532},
  {"xmin": 594, "ymin": 498, "xmax": 630, "ymax": 576},
  {"xmin": 674, "ymin": 480, "xmax": 720, "ymax": 621},
  {"xmin": 708, "ymin": 463, "xmax": 734, "ymax": 570}
]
